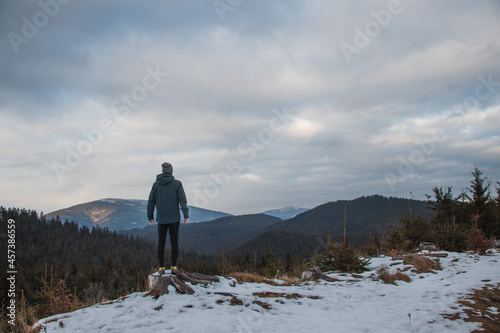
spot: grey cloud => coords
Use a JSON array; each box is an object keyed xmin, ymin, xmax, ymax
[{"xmin": 1, "ymin": 0, "xmax": 499, "ymax": 214}]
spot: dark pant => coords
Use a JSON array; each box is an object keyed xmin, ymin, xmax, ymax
[{"xmin": 158, "ymin": 222, "xmax": 180, "ymax": 267}]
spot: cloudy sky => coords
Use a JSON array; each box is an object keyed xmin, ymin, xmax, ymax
[{"xmin": 1, "ymin": 0, "xmax": 500, "ymax": 216}]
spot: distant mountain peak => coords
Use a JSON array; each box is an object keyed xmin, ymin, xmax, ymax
[
  {"xmin": 261, "ymin": 206, "xmax": 308, "ymax": 220},
  {"xmin": 281, "ymin": 206, "xmax": 299, "ymax": 211},
  {"xmin": 45, "ymin": 198, "xmax": 232, "ymax": 231}
]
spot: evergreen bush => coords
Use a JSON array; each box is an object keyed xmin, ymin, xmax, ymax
[{"xmin": 315, "ymin": 242, "xmax": 369, "ymax": 273}]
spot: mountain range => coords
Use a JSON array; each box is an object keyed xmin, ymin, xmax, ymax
[
  {"xmin": 233, "ymin": 195, "xmax": 435, "ymax": 257},
  {"xmin": 46, "ymin": 195, "xmax": 435, "ymax": 257},
  {"xmin": 124, "ymin": 195, "xmax": 435, "ymax": 256},
  {"xmin": 45, "ymin": 199, "xmax": 308, "ymax": 231},
  {"xmin": 45, "ymin": 198, "xmax": 232, "ymax": 231}
]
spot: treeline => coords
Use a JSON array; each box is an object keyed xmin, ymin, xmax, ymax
[
  {"xmin": 387, "ymin": 167, "xmax": 500, "ymax": 253},
  {"xmin": 0, "ymin": 208, "xmax": 297, "ymax": 331},
  {"xmin": 271, "ymin": 194, "xmax": 434, "ymax": 236},
  {"xmin": 0, "ymin": 208, "xmax": 217, "ymax": 331},
  {"xmin": 0, "ymin": 207, "xmax": 157, "ymax": 327},
  {"xmin": 1, "ymin": 167, "xmax": 498, "ymax": 331}
]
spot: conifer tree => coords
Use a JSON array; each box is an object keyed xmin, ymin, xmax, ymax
[{"xmin": 466, "ymin": 166, "xmax": 495, "ymax": 236}]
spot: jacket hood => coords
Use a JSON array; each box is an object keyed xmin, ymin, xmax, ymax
[{"xmin": 156, "ymin": 173, "xmax": 175, "ymax": 185}]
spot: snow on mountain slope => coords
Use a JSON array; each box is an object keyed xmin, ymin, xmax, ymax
[
  {"xmin": 33, "ymin": 251, "xmax": 499, "ymax": 333},
  {"xmin": 261, "ymin": 206, "xmax": 308, "ymax": 220},
  {"xmin": 45, "ymin": 198, "xmax": 231, "ymax": 231}
]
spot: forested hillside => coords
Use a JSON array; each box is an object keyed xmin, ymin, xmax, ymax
[
  {"xmin": 232, "ymin": 229, "xmax": 323, "ymax": 258},
  {"xmin": 131, "ymin": 214, "xmax": 283, "ymax": 255},
  {"xmin": 226, "ymin": 195, "xmax": 434, "ymax": 259},
  {"xmin": 270, "ymin": 195, "xmax": 433, "ymax": 235},
  {"xmin": 0, "ymin": 207, "xmax": 159, "ymax": 329},
  {"xmin": 126, "ymin": 195, "xmax": 434, "ymax": 257}
]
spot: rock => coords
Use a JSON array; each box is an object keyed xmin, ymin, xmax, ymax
[
  {"xmin": 301, "ymin": 267, "xmax": 322, "ymax": 282},
  {"xmin": 301, "ymin": 267, "xmax": 339, "ymax": 283}
]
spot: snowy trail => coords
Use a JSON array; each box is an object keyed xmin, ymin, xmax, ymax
[{"xmin": 34, "ymin": 251, "xmax": 499, "ymax": 332}]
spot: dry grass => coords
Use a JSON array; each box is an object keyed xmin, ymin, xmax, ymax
[
  {"xmin": 230, "ymin": 272, "xmax": 277, "ymax": 285},
  {"xmin": 443, "ymin": 284, "xmax": 500, "ymax": 333},
  {"xmin": 278, "ymin": 275, "xmax": 302, "ymax": 286},
  {"xmin": 403, "ymin": 255, "xmax": 441, "ymax": 273},
  {"xmin": 386, "ymin": 249, "xmax": 411, "ymax": 258},
  {"xmin": 377, "ymin": 267, "xmax": 412, "ymax": 285},
  {"xmin": 229, "ymin": 272, "xmax": 300, "ymax": 286}
]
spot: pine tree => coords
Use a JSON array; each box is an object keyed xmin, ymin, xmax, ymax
[
  {"xmin": 466, "ymin": 166, "xmax": 495, "ymax": 236},
  {"xmin": 426, "ymin": 186, "xmax": 468, "ymax": 251}
]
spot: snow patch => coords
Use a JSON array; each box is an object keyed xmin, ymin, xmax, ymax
[{"xmin": 34, "ymin": 251, "xmax": 499, "ymax": 332}]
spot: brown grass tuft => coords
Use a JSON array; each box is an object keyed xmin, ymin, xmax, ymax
[
  {"xmin": 403, "ymin": 255, "xmax": 441, "ymax": 273},
  {"xmin": 377, "ymin": 267, "xmax": 412, "ymax": 285},
  {"xmin": 230, "ymin": 272, "xmax": 277, "ymax": 285},
  {"xmin": 277, "ymin": 275, "xmax": 302, "ymax": 286},
  {"xmin": 229, "ymin": 272, "xmax": 300, "ymax": 286}
]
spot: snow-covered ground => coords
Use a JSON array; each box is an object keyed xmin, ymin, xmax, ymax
[{"xmin": 34, "ymin": 251, "xmax": 499, "ymax": 333}]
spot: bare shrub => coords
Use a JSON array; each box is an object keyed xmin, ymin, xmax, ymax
[
  {"xmin": 83, "ymin": 282, "xmax": 106, "ymax": 305},
  {"xmin": 466, "ymin": 228, "xmax": 494, "ymax": 255}
]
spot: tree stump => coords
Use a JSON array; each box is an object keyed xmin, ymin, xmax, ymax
[{"xmin": 145, "ymin": 272, "xmax": 220, "ymax": 298}]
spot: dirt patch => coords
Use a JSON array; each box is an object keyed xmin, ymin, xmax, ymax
[
  {"xmin": 214, "ymin": 292, "xmax": 234, "ymax": 297},
  {"xmin": 229, "ymin": 296, "xmax": 244, "ymax": 306},
  {"xmin": 252, "ymin": 300, "xmax": 272, "ymax": 310},
  {"xmin": 443, "ymin": 284, "xmax": 500, "ymax": 333},
  {"xmin": 253, "ymin": 291, "xmax": 322, "ymax": 300},
  {"xmin": 216, "ymin": 295, "xmax": 244, "ymax": 306}
]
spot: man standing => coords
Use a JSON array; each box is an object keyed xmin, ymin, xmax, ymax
[{"xmin": 147, "ymin": 162, "xmax": 189, "ymax": 275}]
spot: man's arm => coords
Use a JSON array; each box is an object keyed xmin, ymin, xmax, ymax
[
  {"xmin": 147, "ymin": 183, "xmax": 156, "ymax": 224},
  {"xmin": 178, "ymin": 182, "xmax": 189, "ymax": 223}
]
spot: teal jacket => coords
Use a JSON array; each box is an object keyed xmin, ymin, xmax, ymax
[{"xmin": 147, "ymin": 173, "xmax": 189, "ymax": 224}]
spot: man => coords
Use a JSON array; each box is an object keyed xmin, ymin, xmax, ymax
[{"xmin": 147, "ymin": 162, "xmax": 189, "ymax": 275}]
